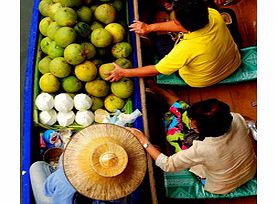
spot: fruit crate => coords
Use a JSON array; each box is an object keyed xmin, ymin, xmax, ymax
[{"xmin": 22, "ymin": 0, "xmax": 145, "ymax": 203}]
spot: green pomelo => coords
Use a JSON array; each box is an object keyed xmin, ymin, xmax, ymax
[
  {"xmin": 115, "ymin": 57, "xmax": 132, "ymax": 68},
  {"xmin": 39, "ymin": 73, "xmax": 61, "ymax": 93},
  {"xmin": 99, "ymin": 63, "xmax": 115, "ymax": 80},
  {"xmin": 90, "ymin": 96, "xmax": 104, "ymax": 111},
  {"xmin": 64, "ymin": 43, "xmax": 86, "ymax": 65},
  {"xmin": 75, "ymin": 61, "xmax": 97, "ymax": 82},
  {"xmin": 90, "ymin": 28, "xmax": 113, "ymax": 48},
  {"xmin": 55, "ymin": 7, "xmax": 77, "ymax": 27},
  {"xmin": 49, "ymin": 57, "xmax": 72, "ymax": 78},
  {"xmin": 105, "ymin": 23, "xmax": 125, "ymax": 43},
  {"xmin": 48, "ymin": 2, "xmax": 62, "ymax": 21},
  {"xmin": 74, "ymin": 22, "xmax": 91, "ymax": 38},
  {"xmin": 40, "ymin": 37, "xmax": 52, "ymax": 54},
  {"xmin": 112, "ymin": 0, "xmax": 123, "ymax": 12},
  {"xmin": 62, "ymin": 76, "xmax": 83, "ymax": 93},
  {"xmin": 85, "ymin": 79, "xmax": 109, "ymax": 97},
  {"xmin": 38, "ymin": 56, "xmax": 52, "ymax": 74},
  {"xmin": 104, "ymin": 94, "xmax": 125, "ymax": 112},
  {"xmin": 77, "ymin": 6, "xmax": 93, "ymax": 23},
  {"xmin": 81, "ymin": 42, "xmax": 96, "ymax": 59},
  {"xmin": 94, "ymin": 4, "xmax": 116, "ymax": 24},
  {"xmin": 39, "ymin": 17, "xmax": 53, "ymax": 36},
  {"xmin": 92, "ymin": 59, "xmax": 103, "ymax": 68},
  {"xmin": 47, "ymin": 41, "xmax": 64, "ymax": 59},
  {"xmin": 111, "ymin": 78, "xmax": 134, "ymax": 99},
  {"xmin": 47, "ymin": 22, "xmax": 61, "ymax": 40},
  {"xmin": 60, "ymin": 0, "xmax": 82, "ymax": 7},
  {"xmin": 112, "ymin": 42, "xmax": 132, "ymax": 58},
  {"xmin": 90, "ymin": 5, "xmax": 98, "ymax": 14},
  {"xmin": 39, "ymin": 0, "xmax": 53, "ymax": 17},
  {"xmin": 90, "ymin": 21, "xmax": 104, "ymax": 31},
  {"xmin": 54, "ymin": 27, "xmax": 77, "ymax": 48}
]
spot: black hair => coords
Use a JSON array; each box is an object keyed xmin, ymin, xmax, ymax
[
  {"xmin": 173, "ymin": 0, "xmax": 209, "ymax": 32},
  {"xmin": 187, "ymin": 99, "xmax": 233, "ymax": 139}
]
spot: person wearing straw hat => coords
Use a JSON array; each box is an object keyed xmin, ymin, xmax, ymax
[
  {"xmin": 126, "ymin": 84, "xmax": 256, "ymax": 194},
  {"xmin": 29, "ymin": 124, "xmax": 147, "ymax": 204}
]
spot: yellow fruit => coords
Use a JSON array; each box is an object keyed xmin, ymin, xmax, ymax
[
  {"xmin": 39, "ymin": 73, "xmax": 60, "ymax": 93},
  {"xmin": 105, "ymin": 23, "xmax": 125, "ymax": 43},
  {"xmin": 85, "ymin": 79, "xmax": 109, "ymax": 97},
  {"xmin": 104, "ymin": 94, "xmax": 125, "ymax": 112},
  {"xmin": 75, "ymin": 61, "xmax": 97, "ymax": 82}
]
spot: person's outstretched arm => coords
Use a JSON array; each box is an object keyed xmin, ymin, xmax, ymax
[
  {"xmin": 105, "ymin": 63, "xmax": 160, "ymax": 82},
  {"xmin": 129, "ymin": 20, "xmax": 188, "ymax": 35}
]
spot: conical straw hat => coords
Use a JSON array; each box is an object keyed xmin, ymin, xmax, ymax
[{"xmin": 63, "ymin": 123, "xmax": 147, "ymax": 200}]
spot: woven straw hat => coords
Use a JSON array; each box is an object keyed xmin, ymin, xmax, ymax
[{"xmin": 63, "ymin": 123, "xmax": 147, "ymax": 200}]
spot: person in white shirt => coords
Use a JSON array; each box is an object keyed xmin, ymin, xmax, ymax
[{"xmin": 127, "ymin": 82, "xmax": 256, "ymax": 194}]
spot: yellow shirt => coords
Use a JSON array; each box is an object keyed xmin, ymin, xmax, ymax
[
  {"xmin": 155, "ymin": 113, "xmax": 257, "ymax": 194},
  {"xmin": 155, "ymin": 8, "xmax": 241, "ymax": 87}
]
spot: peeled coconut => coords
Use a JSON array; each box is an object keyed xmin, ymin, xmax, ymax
[
  {"xmin": 74, "ymin": 94, "xmax": 92, "ymax": 110},
  {"xmin": 39, "ymin": 109, "xmax": 57, "ymax": 126},
  {"xmin": 75, "ymin": 110, "xmax": 94, "ymax": 126},
  {"xmin": 57, "ymin": 111, "xmax": 75, "ymax": 127},
  {"xmin": 35, "ymin": 93, "xmax": 54, "ymax": 111},
  {"xmin": 54, "ymin": 93, "xmax": 74, "ymax": 112}
]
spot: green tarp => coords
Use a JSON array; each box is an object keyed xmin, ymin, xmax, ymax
[
  {"xmin": 164, "ymin": 170, "xmax": 257, "ymax": 199},
  {"xmin": 156, "ymin": 46, "xmax": 257, "ymax": 86}
]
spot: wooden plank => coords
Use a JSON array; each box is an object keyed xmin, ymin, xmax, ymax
[{"xmin": 229, "ymin": 81, "xmax": 257, "ymax": 120}]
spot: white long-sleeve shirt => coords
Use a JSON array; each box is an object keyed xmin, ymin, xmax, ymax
[{"xmin": 156, "ymin": 113, "xmax": 257, "ymax": 194}]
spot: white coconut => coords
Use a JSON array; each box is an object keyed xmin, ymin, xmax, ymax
[
  {"xmin": 57, "ymin": 111, "xmax": 75, "ymax": 127},
  {"xmin": 35, "ymin": 93, "xmax": 54, "ymax": 111},
  {"xmin": 74, "ymin": 93, "xmax": 92, "ymax": 110},
  {"xmin": 54, "ymin": 93, "xmax": 74, "ymax": 112},
  {"xmin": 39, "ymin": 109, "xmax": 57, "ymax": 125},
  {"xmin": 75, "ymin": 110, "xmax": 94, "ymax": 126}
]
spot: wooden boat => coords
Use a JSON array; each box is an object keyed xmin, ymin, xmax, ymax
[{"xmin": 22, "ymin": 0, "xmax": 257, "ymax": 203}]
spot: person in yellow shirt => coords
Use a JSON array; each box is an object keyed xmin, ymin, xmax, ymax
[{"xmin": 106, "ymin": 0, "xmax": 241, "ymax": 87}]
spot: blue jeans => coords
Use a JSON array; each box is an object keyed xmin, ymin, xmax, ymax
[{"xmin": 29, "ymin": 161, "xmax": 53, "ymax": 204}]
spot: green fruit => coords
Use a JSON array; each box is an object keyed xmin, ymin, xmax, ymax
[
  {"xmin": 48, "ymin": 2, "xmax": 62, "ymax": 21},
  {"xmin": 90, "ymin": 5, "xmax": 98, "ymax": 13},
  {"xmin": 40, "ymin": 37, "xmax": 52, "ymax": 54},
  {"xmin": 75, "ymin": 61, "xmax": 97, "ymax": 82},
  {"xmin": 90, "ymin": 96, "xmax": 104, "ymax": 111},
  {"xmin": 55, "ymin": 7, "xmax": 77, "ymax": 27},
  {"xmin": 105, "ymin": 23, "xmax": 125, "ymax": 43},
  {"xmin": 64, "ymin": 43, "xmax": 86, "ymax": 65},
  {"xmin": 94, "ymin": 4, "xmax": 116, "ymax": 24},
  {"xmin": 39, "ymin": 17, "xmax": 53, "ymax": 36},
  {"xmin": 47, "ymin": 41, "xmax": 64, "ymax": 59},
  {"xmin": 81, "ymin": 42, "xmax": 96, "ymax": 59},
  {"xmin": 92, "ymin": 59, "xmax": 103, "ymax": 68},
  {"xmin": 90, "ymin": 21, "xmax": 104, "ymax": 31},
  {"xmin": 47, "ymin": 22, "xmax": 61, "ymax": 40},
  {"xmin": 39, "ymin": 73, "xmax": 60, "ymax": 93},
  {"xmin": 39, "ymin": 0, "xmax": 53, "ymax": 17},
  {"xmin": 115, "ymin": 57, "xmax": 132, "ymax": 68},
  {"xmin": 54, "ymin": 27, "xmax": 77, "ymax": 48},
  {"xmin": 38, "ymin": 56, "xmax": 52, "ymax": 74},
  {"xmin": 85, "ymin": 79, "xmax": 109, "ymax": 97},
  {"xmin": 112, "ymin": 42, "xmax": 132, "ymax": 58},
  {"xmin": 60, "ymin": 0, "xmax": 82, "ymax": 7},
  {"xmin": 111, "ymin": 78, "xmax": 134, "ymax": 99},
  {"xmin": 77, "ymin": 6, "xmax": 93, "ymax": 23},
  {"xmin": 90, "ymin": 28, "xmax": 113, "ymax": 48},
  {"xmin": 99, "ymin": 63, "xmax": 115, "ymax": 80},
  {"xmin": 62, "ymin": 76, "xmax": 83, "ymax": 93},
  {"xmin": 74, "ymin": 22, "xmax": 91, "ymax": 38},
  {"xmin": 49, "ymin": 57, "xmax": 72, "ymax": 78},
  {"xmin": 104, "ymin": 94, "xmax": 125, "ymax": 112}
]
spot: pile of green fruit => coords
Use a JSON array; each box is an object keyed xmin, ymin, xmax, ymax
[{"xmin": 36, "ymin": 0, "xmax": 135, "ymax": 127}]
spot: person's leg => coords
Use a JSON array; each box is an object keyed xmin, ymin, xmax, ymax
[
  {"xmin": 147, "ymin": 79, "xmax": 180, "ymax": 106},
  {"xmin": 29, "ymin": 161, "xmax": 53, "ymax": 204}
]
